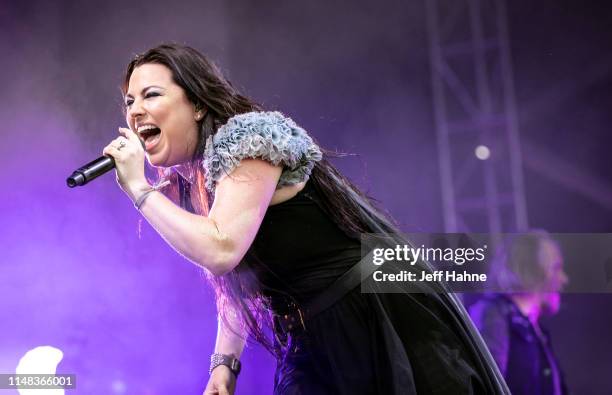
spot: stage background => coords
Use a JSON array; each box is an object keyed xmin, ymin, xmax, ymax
[{"xmin": 1, "ymin": 0, "xmax": 611, "ymax": 393}]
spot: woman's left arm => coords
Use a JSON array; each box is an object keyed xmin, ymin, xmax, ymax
[{"xmin": 104, "ymin": 128, "xmax": 282, "ymax": 276}]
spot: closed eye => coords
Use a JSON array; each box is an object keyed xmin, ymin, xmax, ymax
[
  {"xmin": 125, "ymin": 88, "xmax": 161, "ymax": 108},
  {"xmin": 124, "ymin": 92, "xmax": 159, "ymax": 108}
]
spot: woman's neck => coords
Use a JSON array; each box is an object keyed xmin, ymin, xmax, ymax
[{"xmin": 173, "ymin": 160, "xmax": 199, "ymax": 184}]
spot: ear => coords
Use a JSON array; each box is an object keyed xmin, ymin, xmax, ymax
[{"xmin": 195, "ymin": 104, "xmax": 206, "ymax": 121}]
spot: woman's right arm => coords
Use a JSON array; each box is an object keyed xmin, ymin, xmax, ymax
[
  {"xmin": 105, "ymin": 128, "xmax": 282, "ymax": 277},
  {"xmin": 204, "ymin": 308, "xmax": 247, "ymax": 395}
]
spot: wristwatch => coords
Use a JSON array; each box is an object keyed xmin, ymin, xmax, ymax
[{"xmin": 209, "ymin": 353, "xmax": 241, "ymax": 377}]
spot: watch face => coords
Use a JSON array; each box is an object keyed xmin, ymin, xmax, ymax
[{"xmin": 230, "ymin": 358, "xmax": 241, "ymax": 374}]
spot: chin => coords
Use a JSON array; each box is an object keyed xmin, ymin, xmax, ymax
[
  {"xmin": 146, "ymin": 151, "xmax": 172, "ymax": 168},
  {"xmin": 145, "ymin": 155, "xmax": 162, "ymax": 168}
]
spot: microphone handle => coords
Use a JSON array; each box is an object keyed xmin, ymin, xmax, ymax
[{"xmin": 66, "ymin": 155, "xmax": 115, "ymax": 187}]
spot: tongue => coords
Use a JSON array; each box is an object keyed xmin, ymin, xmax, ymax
[{"xmin": 144, "ymin": 132, "xmax": 161, "ymax": 151}]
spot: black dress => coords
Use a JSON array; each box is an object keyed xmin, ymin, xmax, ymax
[{"xmin": 249, "ymin": 180, "xmax": 498, "ymax": 394}]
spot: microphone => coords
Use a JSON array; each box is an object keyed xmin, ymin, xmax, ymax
[{"xmin": 66, "ymin": 155, "xmax": 115, "ymax": 187}]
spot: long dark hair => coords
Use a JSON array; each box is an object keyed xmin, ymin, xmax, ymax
[{"xmin": 122, "ymin": 43, "xmax": 397, "ymax": 356}]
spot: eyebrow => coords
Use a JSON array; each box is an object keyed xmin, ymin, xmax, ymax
[{"xmin": 125, "ymin": 85, "xmax": 165, "ymax": 99}]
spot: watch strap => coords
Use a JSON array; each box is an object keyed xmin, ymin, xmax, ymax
[{"xmin": 209, "ymin": 353, "xmax": 241, "ymax": 377}]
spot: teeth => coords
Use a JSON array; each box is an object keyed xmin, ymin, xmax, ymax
[{"xmin": 137, "ymin": 124, "xmax": 159, "ymax": 133}]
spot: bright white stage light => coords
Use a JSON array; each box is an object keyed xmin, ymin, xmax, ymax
[
  {"xmin": 475, "ymin": 145, "xmax": 491, "ymax": 160},
  {"xmin": 15, "ymin": 345, "xmax": 64, "ymax": 395}
]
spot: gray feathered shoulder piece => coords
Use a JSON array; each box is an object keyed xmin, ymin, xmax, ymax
[{"xmin": 203, "ymin": 111, "xmax": 322, "ymax": 193}]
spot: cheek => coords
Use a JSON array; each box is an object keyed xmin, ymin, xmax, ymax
[
  {"xmin": 171, "ymin": 108, "xmax": 198, "ymax": 136},
  {"xmin": 147, "ymin": 100, "xmax": 167, "ymax": 116},
  {"xmin": 163, "ymin": 112, "xmax": 198, "ymax": 154}
]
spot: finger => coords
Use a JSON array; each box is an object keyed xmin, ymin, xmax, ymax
[
  {"xmin": 103, "ymin": 145, "xmax": 121, "ymax": 159},
  {"xmin": 119, "ymin": 127, "xmax": 146, "ymax": 150},
  {"xmin": 117, "ymin": 136, "xmax": 129, "ymax": 147},
  {"xmin": 119, "ymin": 127, "xmax": 139, "ymax": 143},
  {"xmin": 109, "ymin": 136, "xmax": 126, "ymax": 148},
  {"xmin": 107, "ymin": 136, "xmax": 132, "ymax": 155},
  {"xmin": 117, "ymin": 127, "xmax": 129, "ymax": 137}
]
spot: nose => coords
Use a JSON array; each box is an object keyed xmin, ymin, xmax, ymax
[{"xmin": 127, "ymin": 98, "xmax": 146, "ymax": 121}]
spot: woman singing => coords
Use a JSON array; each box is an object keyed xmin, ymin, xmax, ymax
[{"xmin": 103, "ymin": 43, "xmax": 508, "ymax": 394}]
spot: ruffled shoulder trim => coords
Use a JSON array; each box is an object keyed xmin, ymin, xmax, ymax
[{"xmin": 203, "ymin": 111, "xmax": 322, "ymax": 192}]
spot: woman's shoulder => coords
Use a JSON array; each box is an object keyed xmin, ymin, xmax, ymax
[
  {"xmin": 203, "ymin": 111, "xmax": 323, "ymax": 192},
  {"xmin": 211, "ymin": 111, "xmax": 311, "ymax": 144}
]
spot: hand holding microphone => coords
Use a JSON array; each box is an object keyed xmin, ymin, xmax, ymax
[{"xmin": 67, "ymin": 127, "xmax": 150, "ymax": 202}]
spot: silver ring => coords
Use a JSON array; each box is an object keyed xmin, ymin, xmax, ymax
[{"xmin": 118, "ymin": 140, "xmax": 127, "ymax": 151}]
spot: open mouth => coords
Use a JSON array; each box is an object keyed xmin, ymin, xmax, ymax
[{"xmin": 138, "ymin": 126, "xmax": 162, "ymax": 151}]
